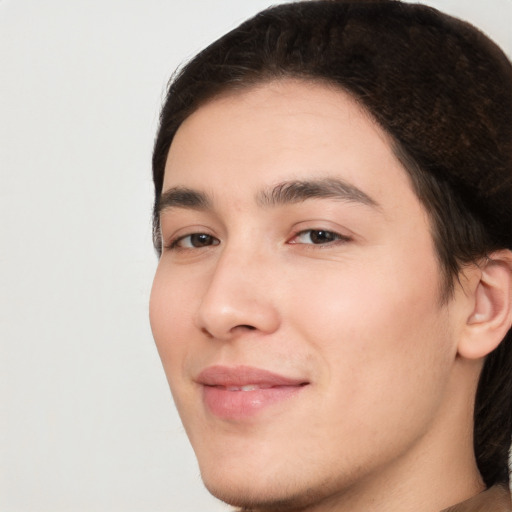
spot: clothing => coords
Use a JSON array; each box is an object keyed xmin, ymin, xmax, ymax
[{"xmin": 441, "ymin": 484, "xmax": 512, "ymax": 512}]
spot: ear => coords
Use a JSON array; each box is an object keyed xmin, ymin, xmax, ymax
[{"xmin": 457, "ymin": 250, "xmax": 512, "ymax": 360}]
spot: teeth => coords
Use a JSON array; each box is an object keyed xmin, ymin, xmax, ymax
[{"xmin": 226, "ymin": 385, "xmax": 260, "ymax": 391}]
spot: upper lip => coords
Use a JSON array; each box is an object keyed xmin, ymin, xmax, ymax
[{"xmin": 196, "ymin": 365, "xmax": 309, "ymax": 388}]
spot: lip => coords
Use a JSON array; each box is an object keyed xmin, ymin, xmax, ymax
[{"xmin": 197, "ymin": 365, "xmax": 309, "ymax": 420}]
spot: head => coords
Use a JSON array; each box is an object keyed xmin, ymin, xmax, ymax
[{"xmin": 150, "ymin": 0, "xmax": 512, "ymax": 508}]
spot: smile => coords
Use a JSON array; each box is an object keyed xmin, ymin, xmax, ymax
[{"xmin": 197, "ymin": 365, "xmax": 309, "ymax": 420}]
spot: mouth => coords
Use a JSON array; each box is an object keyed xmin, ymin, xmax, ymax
[
  {"xmin": 197, "ymin": 365, "xmax": 309, "ymax": 420},
  {"xmin": 221, "ymin": 384, "xmax": 275, "ymax": 391}
]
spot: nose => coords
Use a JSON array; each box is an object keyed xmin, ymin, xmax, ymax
[{"xmin": 194, "ymin": 247, "xmax": 280, "ymax": 341}]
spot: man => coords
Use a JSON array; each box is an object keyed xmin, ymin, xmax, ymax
[{"xmin": 149, "ymin": 1, "xmax": 512, "ymax": 510}]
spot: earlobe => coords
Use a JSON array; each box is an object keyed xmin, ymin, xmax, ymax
[{"xmin": 458, "ymin": 250, "xmax": 512, "ymax": 360}]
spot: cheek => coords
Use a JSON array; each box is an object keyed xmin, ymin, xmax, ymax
[
  {"xmin": 149, "ymin": 263, "xmax": 195, "ymax": 376},
  {"xmin": 285, "ymin": 251, "xmax": 452, "ymax": 412},
  {"xmin": 149, "ymin": 264, "xmax": 205, "ymax": 427}
]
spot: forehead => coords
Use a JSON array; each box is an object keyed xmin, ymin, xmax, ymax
[{"xmin": 162, "ymin": 79, "xmax": 420, "ymax": 217}]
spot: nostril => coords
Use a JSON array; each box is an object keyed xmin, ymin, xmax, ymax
[
  {"xmin": 201, "ymin": 324, "xmax": 256, "ymax": 339},
  {"xmin": 201, "ymin": 327, "xmax": 215, "ymax": 338}
]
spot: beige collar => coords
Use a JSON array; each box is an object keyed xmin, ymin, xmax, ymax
[{"xmin": 441, "ymin": 484, "xmax": 511, "ymax": 512}]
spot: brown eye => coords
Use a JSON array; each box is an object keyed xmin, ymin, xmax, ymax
[
  {"xmin": 308, "ymin": 230, "xmax": 337, "ymax": 244},
  {"xmin": 189, "ymin": 234, "xmax": 216, "ymax": 247},
  {"xmin": 173, "ymin": 233, "xmax": 220, "ymax": 249},
  {"xmin": 292, "ymin": 229, "xmax": 347, "ymax": 245}
]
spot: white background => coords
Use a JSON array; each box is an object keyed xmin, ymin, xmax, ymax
[{"xmin": 1, "ymin": 1, "xmax": 510, "ymax": 511}]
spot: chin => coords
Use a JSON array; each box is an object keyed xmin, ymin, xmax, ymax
[
  {"xmin": 203, "ymin": 479, "xmax": 320, "ymax": 512},
  {"xmin": 200, "ymin": 463, "xmax": 347, "ymax": 512}
]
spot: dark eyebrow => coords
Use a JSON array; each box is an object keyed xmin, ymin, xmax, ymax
[
  {"xmin": 257, "ymin": 178, "xmax": 380, "ymax": 209},
  {"xmin": 157, "ymin": 187, "xmax": 212, "ymax": 215}
]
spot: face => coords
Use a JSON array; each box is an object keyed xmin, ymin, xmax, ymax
[{"xmin": 150, "ymin": 80, "xmax": 461, "ymax": 510}]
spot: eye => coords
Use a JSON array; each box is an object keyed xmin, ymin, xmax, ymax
[
  {"xmin": 290, "ymin": 229, "xmax": 350, "ymax": 245},
  {"xmin": 169, "ymin": 233, "xmax": 220, "ymax": 250}
]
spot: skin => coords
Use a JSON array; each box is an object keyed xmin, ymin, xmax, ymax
[{"xmin": 149, "ymin": 80, "xmax": 486, "ymax": 511}]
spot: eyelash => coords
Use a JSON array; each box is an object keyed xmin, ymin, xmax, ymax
[
  {"xmin": 289, "ymin": 229, "xmax": 351, "ymax": 246},
  {"xmin": 165, "ymin": 229, "xmax": 350, "ymax": 251},
  {"xmin": 165, "ymin": 233, "xmax": 220, "ymax": 251}
]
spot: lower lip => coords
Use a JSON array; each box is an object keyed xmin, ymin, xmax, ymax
[{"xmin": 202, "ymin": 385, "xmax": 305, "ymax": 420}]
